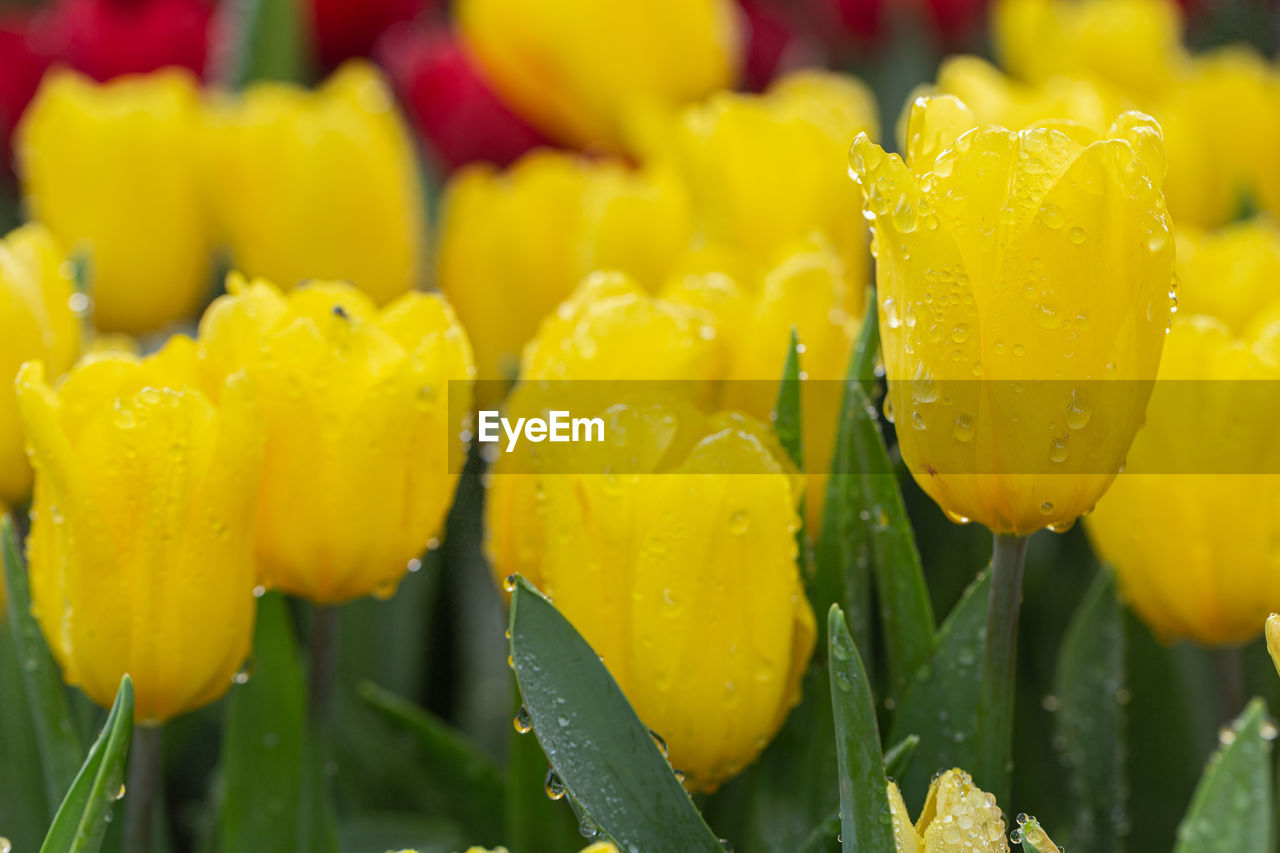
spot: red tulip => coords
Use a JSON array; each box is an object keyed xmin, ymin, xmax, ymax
[
  {"xmin": 0, "ymin": 13, "xmax": 55, "ymax": 158},
  {"xmin": 37, "ymin": 0, "xmax": 212, "ymax": 82},
  {"xmin": 738, "ymin": 0, "xmax": 811, "ymax": 91},
  {"xmin": 376, "ymin": 24, "xmax": 550, "ymax": 170},
  {"xmin": 311, "ymin": 0, "xmax": 428, "ymax": 68}
]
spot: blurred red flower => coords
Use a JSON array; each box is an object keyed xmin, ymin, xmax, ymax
[
  {"xmin": 311, "ymin": 0, "xmax": 428, "ymax": 68},
  {"xmin": 0, "ymin": 13, "xmax": 54, "ymax": 157},
  {"xmin": 38, "ymin": 0, "xmax": 213, "ymax": 81},
  {"xmin": 376, "ymin": 24, "xmax": 550, "ymax": 170}
]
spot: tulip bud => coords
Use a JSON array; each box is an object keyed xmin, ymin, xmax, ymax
[
  {"xmin": 205, "ymin": 61, "xmax": 425, "ymax": 306},
  {"xmin": 199, "ymin": 275, "xmax": 474, "ymax": 603},
  {"xmin": 375, "ymin": 24, "xmax": 550, "ymax": 170},
  {"xmin": 852, "ymin": 97, "xmax": 1173, "ymax": 535},
  {"xmin": 15, "ymin": 337, "xmax": 260, "ymax": 722},
  {"xmin": 644, "ymin": 69, "xmax": 878, "ymax": 308},
  {"xmin": 437, "ymin": 150, "xmax": 694, "ymax": 401},
  {"xmin": 18, "ymin": 68, "xmax": 212, "ymax": 333},
  {"xmin": 1086, "ymin": 220, "xmax": 1280, "ymax": 645},
  {"xmin": 39, "ymin": 0, "xmax": 212, "ymax": 83},
  {"xmin": 887, "ymin": 769, "xmax": 1008, "ymax": 850},
  {"xmin": 0, "ymin": 225, "xmax": 81, "ymax": 508},
  {"xmin": 308, "ymin": 0, "xmax": 426, "ymax": 68},
  {"xmin": 1268, "ymin": 615, "xmax": 1280, "ymax": 678},
  {"xmin": 457, "ymin": 0, "xmax": 740, "ymax": 151},
  {"xmin": 487, "ymin": 396, "xmax": 814, "ymax": 792}
]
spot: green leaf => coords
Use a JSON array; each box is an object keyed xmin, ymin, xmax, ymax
[
  {"xmin": 3, "ymin": 514, "xmax": 84, "ymax": 813},
  {"xmin": 214, "ymin": 0, "xmax": 309, "ymax": 88},
  {"xmin": 883, "ymin": 734, "xmax": 920, "ymax": 782},
  {"xmin": 774, "ymin": 327, "xmax": 804, "ymax": 470},
  {"xmin": 850, "ymin": 285, "xmax": 881, "ymax": 397},
  {"xmin": 507, "ymin": 577, "xmax": 722, "ymax": 853},
  {"xmin": 828, "ymin": 605, "xmax": 894, "ymax": 853},
  {"xmin": 888, "ymin": 568, "xmax": 989, "ymax": 810},
  {"xmin": 337, "ymin": 813, "xmax": 468, "ymax": 853},
  {"xmin": 357, "ymin": 680, "xmax": 504, "ymax": 837},
  {"xmin": 217, "ymin": 592, "xmax": 305, "ymax": 853},
  {"xmin": 1053, "ymin": 569, "xmax": 1126, "ymax": 852},
  {"xmin": 0, "ymin": 615, "xmax": 53, "ymax": 848},
  {"xmin": 1173, "ymin": 697, "xmax": 1273, "ymax": 853},
  {"xmin": 815, "ymin": 313, "xmax": 933, "ymax": 695},
  {"xmin": 504, "ymin": 692, "xmax": 582, "ymax": 853},
  {"xmin": 40, "ymin": 675, "xmax": 134, "ymax": 853}
]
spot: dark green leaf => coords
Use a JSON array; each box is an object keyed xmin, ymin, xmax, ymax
[
  {"xmin": 850, "ymin": 285, "xmax": 881, "ymax": 397},
  {"xmin": 1053, "ymin": 569, "xmax": 1126, "ymax": 852},
  {"xmin": 337, "ymin": 813, "xmax": 467, "ymax": 853},
  {"xmin": 217, "ymin": 592, "xmax": 304, "ymax": 853},
  {"xmin": 3, "ymin": 514, "xmax": 84, "ymax": 812},
  {"xmin": 883, "ymin": 734, "xmax": 920, "ymax": 782},
  {"xmin": 40, "ymin": 675, "xmax": 134, "ymax": 853},
  {"xmin": 774, "ymin": 327, "xmax": 804, "ymax": 470},
  {"xmin": 357, "ymin": 680, "xmax": 504, "ymax": 837},
  {"xmin": 214, "ymin": 0, "xmax": 309, "ymax": 88},
  {"xmin": 795, "ymin": 811, "xmax": 840, "ymax": 853},
  {"xmin": 508, "ymin": 577, "xmax": 722, "ymax": 852},
  {"xmin": 1172, "ymin": 697, "xmax": 1272, "ymax": 853},
  {"xmin": 504, "ymin": 691, "xmax": 582, "ymax": 853},
  {"xmin": 0, "ymin": 617, "xmax": 53, "ymax": 848},
  {"xmin": 828, "ymin": 605, "xmax": 894, "ymax": 853},
  {"xmin": 889, "ymin": 568, "xmax": 989, "ymax": 810}
]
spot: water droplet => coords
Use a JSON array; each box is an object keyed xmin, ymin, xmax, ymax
[
  {"xmin": 115, "ymin": 783, "xmax": 127, "ymax": 800},
  {"xmin": 729, "ymin": 510, "xmax": 749, "ymax": 536},
  {"xmin": 503, "ymin": 574, "xmax": 518, "ymax": 592},
  {"xmin": 883, "ymin": 298, "xmax": 902, "ymax": 329},
  {"xmin": 232, "ymin": 659, "xmax": 255, "ymax": 685},
  {"xmin": 952, "ymin": 414, "xmax": 975, "ymax": 442},
  {"xmin": 1065, "ymin": 389, "xmax": 1091, "ymax": 430},
  {"xmin": 252, "ymin": 585, "xmax": 266, "ymax": 598},
  {"xmin": 544, "ymin": 768, "xmax": 566, "ymax": 800},
  {"xmin": 1049, "ymin": 434, "xmax": 1070, "ymax": 463},
  {"xmin": 1068, "ymin": 226, "xmax": 1087, "ymax": 245},
  {"xmin": 68, "ymin": 292, "xmax": 91, "ymax": 317},
  {"xmin": 406, "ymin": 558, "xmax": 422, "ymax": 573},
  {"xmin": 1040, "ymin": 501, "xmax": 1054, "ymax": 516},
  {"xmin": 513, "ymin": 706, "xmax": 533, "ymax": 734},
  {"xmin": 951, "ymin": 324, "xmax": 970, "ymax": 343},
  {"xmin": 1034, "ymin": 299, "xmax": 1060, "ymax": 330},
  {"xmin": 1039, "ymin": 204, "xmax": 1065, "ymax": 229},
  {"xmin": 649, "ymin": 729, "xmax": 669, "ymax": 757}
]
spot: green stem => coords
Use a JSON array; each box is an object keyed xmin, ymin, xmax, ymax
[
  {"xmin": 302, "ymin": 604, "xmax": 342, "ymax": 853},
  {"xmin": 307, "ymin": 605, "xmax": 341, "ymax": 732},
  {"xmin": 122, "ymin": 724, "xmax": 164, "ymax": 853},
  {"xmin": 1212, "ymin": 645, "xmax": 1245, "ymax": 724},
  {"xmin": 974, "ymin": 533, "xmax": 1029, "ymax": 806}
]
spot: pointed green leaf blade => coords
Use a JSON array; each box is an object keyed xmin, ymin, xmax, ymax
[
  {"xmin": 214, "ymin": 0, "xmax": 309, "ymax": 88},
  {"xmin": 828, "ymin": 605, "xmax": 894, "ymax": 853},
  {"xmin": 3, "ymin": 514, "xmax": 84, "ymax": 813},
  {"xmin": 1173, "ymin": 698, "xmax": 1273, "ymax": 853},
  {"xmin": 774, "ymin": 327, "xmax": 804, "ymax": 470},
  {"xmin": 217, "ymin": 592, "xmax": 305, "ymax": 853},
  {"xmin": 508, "ymin": 577, "xmax": 722, "ymax": 853},
  {"xmin": 40, "ymin": 675, "xmax": 134, "ymax": 853},
  {"xmin": 883, "ymin": 734, "xmax": 920, "ymax": 782},
  {"xmin": 1053, "ymin": 569, "xmax": 1126, "ymax": 851}
]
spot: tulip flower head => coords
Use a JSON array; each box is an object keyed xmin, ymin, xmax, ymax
[
  {"xmin": 18, "ymin": 68, "xmax": 211, "ymax": 333},
  {"xmin": 16, "ymin": 337, "xmax": 260, "ymax": 723},
  {"xmin": 888, "ymin": 769, "xmax": 1010, "ymax": 852},
  {"xmin": 1086, "ymin": 219, "xmax": 1280, "ymax": 645},
  {"xmin": 205, "ymin": 62, "xmax": 425, "ymax": 306},
  {"xmin": 851, "ymin": 95, "xmax": 1174, "ymax": 535},
  {"xmin": 0, "ymin": 224, "xmax": 80, "ymax": 508},
  {"xmin": 199, "ymin": 275, "xmax": 474, "ymax": 604}
]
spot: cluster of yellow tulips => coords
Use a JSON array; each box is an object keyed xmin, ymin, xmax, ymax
[{"xmin": 2, "ymin": 0, "xmax": 1280, "ymax": 849}]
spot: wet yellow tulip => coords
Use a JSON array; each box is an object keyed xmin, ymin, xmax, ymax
[
  {"xmin": 205, "ymin": 62, "xmax": 425, "ymax": 306},
  {"xmin": 457, "ymin": 0, "xmax": 738, "ymax": 151},
  {"xmin": 437, "ymin": 151, "xmax": 694, "ymax": 400},
  {"xmin": 0, "ymin": 225, "xmax": 81, "ymax": 508},
  {"xmin": 18, "ymin": 69, "xmax": 211, "ymax": 334},
  {"xmin": 647, "ymin": 70, "xmax": 878, "ymax": 310},
  {"xmin": 1086, "ymin": 220, "xmax": 1280, "ymax": 645},
  {"xmin": 851, "ymin": 96, "xmax": 1173, "ymax": 535},
  {"xmin": 199, "ymin": 275, "xmax": 474, "ymax": 603},
  {"xmin": 993, "ymin": 0, "xmax": 1184, "ymax": 98},
  {"xmin": 487, "ymin": 399, "xmax": 814, "ymax": 792},
  {"xmin": 887, "ymin": 769, "xmax": 1010, "ymax": 852},
  {"xmin": 15, "ymin": 338, "xmax": 260, "ymax": 723}
]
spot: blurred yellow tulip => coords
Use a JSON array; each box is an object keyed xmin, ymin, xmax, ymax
[
  {"xmin": 206, "ymin": 62, "xmax": 425, "ymax": 306},
  {"xmin": 993, "ymin": 0, "xmax": 1184, "ymax": 97},
  {"xmin": 1087, "ymin": 220, "xmax": 1280, "ymax": 645},
  {"xmin": 15, "ymin": 337, "xmax": 260, "ymax": 723},
  {"xmin": 457, "ymin": 0, "xmax": 739, "ymax": 151},
  {"xmin": 887, "ymin": 769, "xmax": 1009, "ymax": 852},
  {"xmin": 437, "ymin": 151, "xmax": 694, "ymax": 401},
  {"xmin": 18, "ymin": 69, "xmax": 211, "ymax": 334},
  {"xmin": 851, "ymin": 97, "xmax": 1173, "ymax": 535},
  {"xmin": 487, "ymin": 399, "xmax": 814, "ymax": 792},
  {"xmin": 0, "ymin": 224, "xmax": 80, "ymax": 508},
  {"xmin": 647, "ymin": 70, "xmax": 878, "ymax": 309},
  {"xmin": 199, "ymin": 275, "xmax": 474, "ymax": 604}
]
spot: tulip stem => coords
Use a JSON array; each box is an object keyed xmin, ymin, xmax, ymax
[
  {"xmin": 307, "ymin": 605, "xmax": 341, "ymax": 730},
  {"xmin": 123, "ymin": 724, "xmax": 164, "ymax": 853},
  {"xmin": 974, "ymin": 533, "xmax": 1029, "ymax": 807}
]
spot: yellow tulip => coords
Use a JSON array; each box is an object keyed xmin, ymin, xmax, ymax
[
  {"xmin": 437, "ymin": 151, "xmax": 694, "ymax": 400},
  {"xmin": 1086, "ymin": 221, "xmax": 1280, "ymax": 645},
  {"xmin": 1268, "ymin": 615, "xmax": 1280, "ymax": 677},
  {"xmin": 487, "ymin": 399, "xmax": 814, "ymax": 792},
  {"xmin": 0, "ymin": 225, "xmax": 81, "ymax": 508},
  {"xmin": 887, "ymin": 769, "xmax": 1009, "ymax": 852},
  {"xmin": 205, "ymin": 62, "xmax": 425, "ymax": 306},
  {"xmin": 851, "ymin": 96, "xmax": 1174, "ymax": 535},
  {"xmin": 17, "ymin": 69, "xmax": 211, "ymax": 334},
  {"xmin": 199, "ymin": 275, "xmax": 474, "ymax": 603},
  {"xmin": 993, "ymin": 0, "xmax": 1184, "ymax": 98},
  {"xmin": 457, "ymin": 0, "xmax": 738, "ymax": 151},
  {"xmin": 647, "ymin": 70, "xmax": 878, "ymax": 310},
  {"xmin": 15, "ymin": 338, "xmax": 260, "ymax": 723}
]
